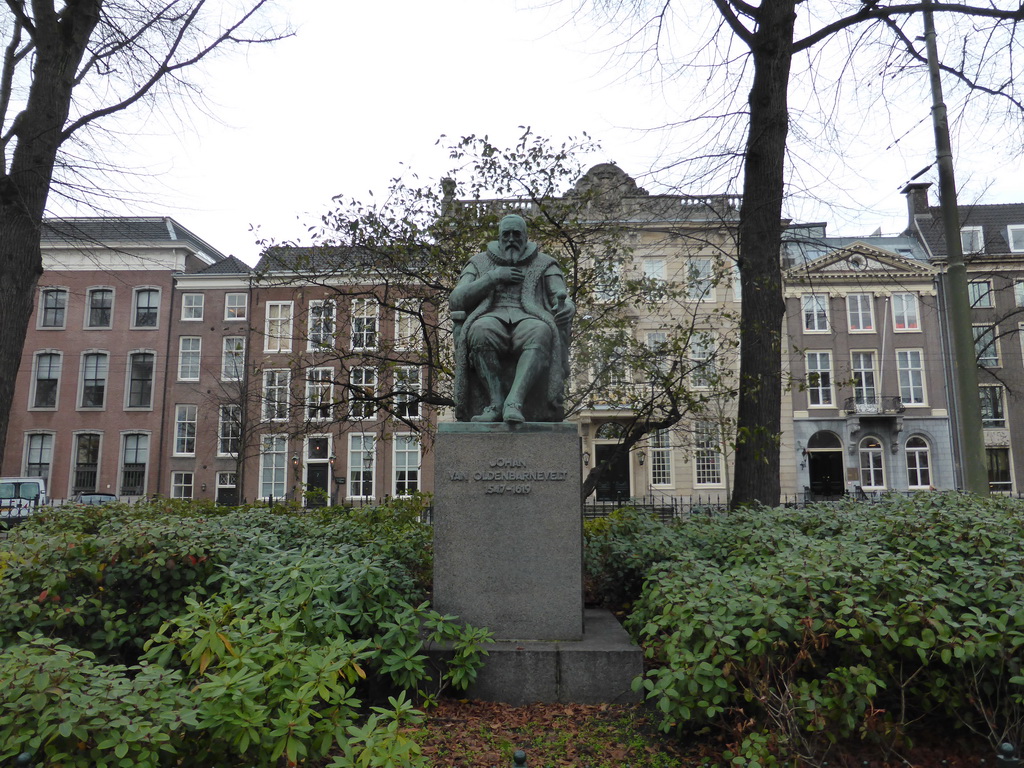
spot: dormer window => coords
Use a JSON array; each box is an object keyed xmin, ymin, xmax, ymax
[
  {"xmin": 1007, "ymin": 225, "xmax": 1024, "ymax": 253},
  {"xmin": 961, "ymin": 226, "xmax": 983, "ymax": 254}
]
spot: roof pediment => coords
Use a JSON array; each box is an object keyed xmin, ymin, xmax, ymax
[{"xmin": 785, "ymin": 241, "xmax": 938, "ymax": 281}]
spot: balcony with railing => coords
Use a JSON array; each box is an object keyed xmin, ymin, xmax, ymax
[{"xmin": 843, "ymin": 395, "xmax": 906, "ymax": 416}]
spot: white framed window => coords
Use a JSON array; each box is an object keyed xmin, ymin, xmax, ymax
[
  {"xmin": 306, "ymin": 367, "xmax": 334, "ymax": 421},
  {"xmin": 1015, "ymin": 281, "xmax": 1024, "ymax": 307},
  {"xmin": 1008, "ymin": 225, "xmax": 1024, "ymax": 253},
  {"xmin": 224, "ymin": 292, "xmax": 247, "ymax": 321},
  {"xmin": 31, "ymin": 351, "xmax": 61, "ymax": 409},
  {"xmin": 181, "ymin": 293, "xmax": 204, "ymax": 321},
  {"xmin": 80, "ymin": 352, "xmax": 108, "ymax": 409},
  {"xmin": 262, "ymin": 369, "xmax": 290, "ymax": 421},
  {"xmin": 395, "ymin": 366, "xmax": 421, "ymax": 419},
  {"xmin": 171, "ymin": 471, "xmax": 194, "ymax": 499},
  {"xmin": 24, "ymin": 433, "xmax": 54, "ymax": 484},
  {"xmin": 259, "ymin": 434, "xmax": 287, "ymax": 500},
  {"xmin": 892, "ymin": 293, "xmax": 920, "ymax": 332},
  {"xmin": 896, "ymin": 349, "xmax": 926, "ymax": 405},
  {"xmin": 973, "ymin": 325, "xmax": 999, "ymax": 367},
  {"xmin": 308, "ymin": 299, "xmax": 336, "ymax": 350},
  {"xmin": 72, "ymin": 433, "xmax": 101, "ymax": 494},
  {"xmin": 646, "ymin": 331, "xmax": 670, "ymax": 373},
  {"xmin": 86, "ymin": 288, "xmax": 113, "ymax": 329},
  {"xmin": 126, "ymin": 352, "xmax": 155, "ymax": 409},
  {"xmin": 987, "ymin": 448, "xmax": 1012, "ymax": 493},
  {"xmin": 805, "ymin": 351, "xmax": 833, "ymax": 407},
  {"xmin": 39, "ymin": 288, "xmax": 67, "ymax": 329},
  {"xmin": 694, "ymin": 422, "xmax": 722, "ymax": 487},
  {"xmin": 968, "ymin": 280, "xmax": 994, "ymax": 308},
  {"xmin": 851, "ymin": 351, "xmax": 877, "ymax": 408},
  {"xmin": 120, "ymin": 433, "xmax": 149, "ymax": 496},
  {"xmin": 905, "ymin": 437, "xmax": 931, "ymax": 489},
  {"xmin": 174, "ymin": 404, "xmax": 197, "ymax": 456},
  {"xmin": 731, "ymin": 262, "xmax": 741, "ymax": 303},
  {"xmin": 979, "ymin": 385, "xmax": 1006, "ymax": 428},
  {"xmin": 645, "ymin": 331, "xmax": 667, "ymax": 351},
  {"xmin": 348, "ymin": 434, "xmax": 376, "ymax": 499},
  {"xmin": 846, "ymin": 293, "xmax": 875, "ymax": 332},
  {"xmin": 264, "ymin": 301, "xmax": 293, "ymax": 353},
  {"xmin": 132, "ymin": 288, "xmax": 160, "ymax": 329},
  {"xmin": 221, "ymin": 336, "xmax": 245, "ymax": 382},
  {"xmin": 351, "ymin": 298, "xmax": 378, "ymax": 351},
  {"xmin": 802, "ymin": 294, "xmax": 829, "ymax": 332},
  {"xmin": 649, "ymin": 429, "xmax": 673, "ymax": 487},
  {"xmin": 686, "ymin": 257, "xmax": 714, "ymax": 301},
  {"xmin": 961, "ymin": 226, "xmax": 983, "ymax": 254},
  {"xmin": 216, "ymin": 471, "xmax": 238, "ymax": 500},
  {"xmin": 689, "ymin": 337, "xmax": 713, "ymax": 390},
  {"xmin": 643, "ymin": 257, "xmax": 666, "ymax": 283},
  {"xmin": 218, "ymin": 404, "xmax": 241, "ymax": 457},
  {"xmin": 859, "ymin": 436, "xmax": 885, "ymax": 490},
  {"xmin": 177, "ymin": 337, "xmax": 201, "ymax": 381},
  {"xmin": 349, "ymin": 367, "xmax": 377, "ymax": 419},
  {"xmin": 394, "ymin": 299, "xmax": 422, "ymax": 350},
  {"xmin": 393, "ymin": 434, "xmax": 421, "ymax": 495},
  {"xmin": 642, "ymin": 257, "xmax": 666, "ymax": 300}
]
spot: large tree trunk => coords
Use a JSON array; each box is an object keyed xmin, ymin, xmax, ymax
[
  {"xmin": 0, "ymin": 4, "xmax": 100, "ymax": 466},
  {"xmin": 0, "ymin": 206, "xmax": 45, "ymax": 465},
  {"xmin": 730, "ymin": 1, "xmax": 796, "ymax": 509}
]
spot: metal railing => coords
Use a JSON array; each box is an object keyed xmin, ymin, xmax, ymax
[{"xmin": 843, "ymin": 394, "xmax": 906, "ymax": 415}]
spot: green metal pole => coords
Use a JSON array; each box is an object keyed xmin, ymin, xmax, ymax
[{"xmin": 922, "ymin": 0, "xmax": 989, "ymax": 494}]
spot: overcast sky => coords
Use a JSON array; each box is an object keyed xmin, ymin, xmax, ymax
[{"xmin": 55, "ymin": 0, "xmax": 1024, "ymax": 265}]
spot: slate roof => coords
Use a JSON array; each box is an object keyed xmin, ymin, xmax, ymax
[
  {"xmin": 255, "ymin": 245, "xmax": 415, "ymax": 274},
  {"xmin": 912, "ymin": 203, "xmax": 1024, "ymax": 259},
  {"xmin": 41, "ymin": 217, "xmax": 228, "ymax": 263},
  {"xmin": 783, "ymin": 224, "xmax": 928, "ymax": 267},
  {"xmin": 195, "ymin": 255, "xmax": 253, "ymax": 274}
]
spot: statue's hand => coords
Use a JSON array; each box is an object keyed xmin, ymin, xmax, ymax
[
  {"xmin": 553, "ymin": 293, "xmax": 574, "ymax": 325},
  {"xmin": 492, "ymin": 267, "xmax": 524, "ymax": 284}
]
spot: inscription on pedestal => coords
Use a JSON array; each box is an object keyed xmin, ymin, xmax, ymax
[{"xmin": 433, "ymin": 423, "xmax": 583, "ymax": 642}]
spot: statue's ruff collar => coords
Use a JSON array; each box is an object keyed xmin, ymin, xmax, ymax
[{"xmin": 486, "ymin": 241, "xmax": 539, "ymax": 266}]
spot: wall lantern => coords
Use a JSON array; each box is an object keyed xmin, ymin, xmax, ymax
[
  {"xmin": 582, "ymin": 451, "xmax": 590, "ymax": 466},
  {"xmin": 637, "ymin": 451, "xmax": 646, "ymax": 466}
]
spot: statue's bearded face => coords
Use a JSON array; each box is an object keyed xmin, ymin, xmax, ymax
[{"xmin": 499, "ymin": 222, "xmax": 527, "ymax": 260}]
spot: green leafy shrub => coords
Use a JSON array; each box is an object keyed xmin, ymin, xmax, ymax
[
  {"xmin": 0, "ymin": 634, "xmax": 196, "ymax": 767},
  {"xmin": 626, "ymin": 494, "xmax": 1024, "ymax": 763},
  {"xmin": 583, "ymin": 507, "xmax": 684, "ymax": 608},
  {"xmin": 0, "ymin": 500, "xmax": 486, "ymax": 767}
]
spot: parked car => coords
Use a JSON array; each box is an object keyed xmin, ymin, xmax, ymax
[
  {"xmin": 0, "ymin": 477, "xmax": 48, "ymax": 524},
  {"xmin": 71, "ymin": 492, "xmax": 119, "ymax": 506}
]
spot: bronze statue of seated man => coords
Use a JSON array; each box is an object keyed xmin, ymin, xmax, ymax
[{"xmin": 451, "ymin": 214, "xmax": 575, "ymax": 424}]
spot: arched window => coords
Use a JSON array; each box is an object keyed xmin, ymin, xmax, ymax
[
  {"xmin": 859, "ymin": 436, "xmax": 885, "ymax": 490},
  {"xmin": 905, "ymin": 437, "xmax": 931, "ymax": 489},
  {"xmin": 595, "ymin": 422, "xmax": 625, "ymax": 440}
]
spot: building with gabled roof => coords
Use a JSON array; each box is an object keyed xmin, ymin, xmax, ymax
[
  {"xmin": 903, "ymin": 183, "xmax": 1024, "ymax": 493},
  {"xmin": 783, "ymin": 233, "xmax": 955, "ymax": 496},
  {"xmin": 2, "ymin": 217, "xmax": 248, "ymax": 502}
]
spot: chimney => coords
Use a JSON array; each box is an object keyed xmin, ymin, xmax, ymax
[{"xmin": 901, "ymin": 182, "xmax": 932, "ymax": 233}]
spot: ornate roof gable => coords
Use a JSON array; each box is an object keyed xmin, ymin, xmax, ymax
[{"xmin": 786, "ymin": 241, "xmax": 938, "ymax": 284}]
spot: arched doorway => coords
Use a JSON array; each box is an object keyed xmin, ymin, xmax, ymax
[
  {"xmin": 593, "ymin": 422, "xmax": 630, "ymax": 502},
  {"xmin": 806, "ymin": 431, "xmax": 845, "ymax": 498}
]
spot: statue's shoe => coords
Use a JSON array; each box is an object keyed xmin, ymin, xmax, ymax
[
  {"xmin": 503, "ymin": 402, "xmax": 525, "ymax": 424},
  {"xmin": 471, "ymin": 406, "xmax": 502, "ymax": 422}
]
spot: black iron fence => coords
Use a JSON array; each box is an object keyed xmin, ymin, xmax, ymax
[{"xmin": 582, "ymin": 489, "xmax": 1024, "ymax": 522}]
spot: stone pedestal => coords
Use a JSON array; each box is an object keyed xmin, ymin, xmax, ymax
[
  {"xmin": 433, "ymin": 422, "xmax": 583, "ymax": 641},
  {"xmin": 431, "ymin": 421, "xmax": 642, "ymax": 704}
]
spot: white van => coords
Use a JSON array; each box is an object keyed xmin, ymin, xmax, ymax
[{"xmin": 0, "ymin": 477, "xmax": 48, "ymax": 523}]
